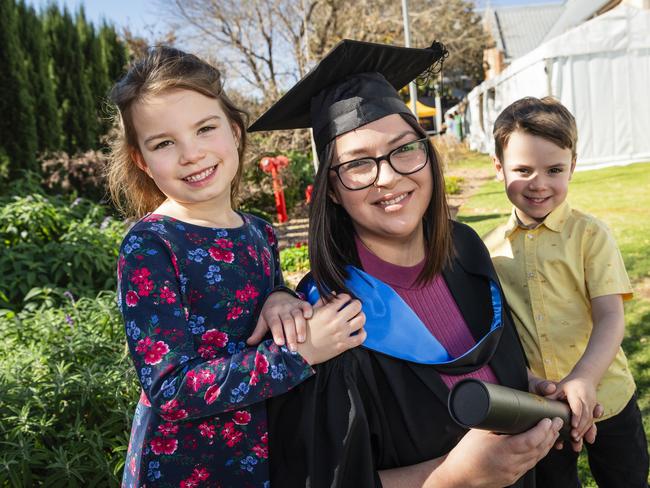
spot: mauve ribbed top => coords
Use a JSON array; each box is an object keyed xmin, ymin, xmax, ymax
[{"xmin": 356, "ymin": 238, "xmax": 498, "ymax": 389}]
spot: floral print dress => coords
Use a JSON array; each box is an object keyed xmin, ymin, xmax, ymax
[{"xmin": 117, "ymin": 213, "xmax": 313, "ymax": 488}]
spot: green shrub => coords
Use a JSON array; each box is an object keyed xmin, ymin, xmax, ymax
[
  {"xmin": 445, "ymin": 175, "xmax": 464, "ymax": 195},
  {"xmin": 0, "ymin": 292, "xmax": 138, "ymax": 487},
  {"xmin": 280, "ymin": 244, "xmax": 309, "ymax": 273},
  {"xmin": 0, "ymin": 194, "xmax": 125, "ymax": 309}
]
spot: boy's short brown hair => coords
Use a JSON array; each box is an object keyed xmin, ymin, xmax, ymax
[{"xmin": 493, "ymin": 96, "xmax": 577, "ymax": 163}]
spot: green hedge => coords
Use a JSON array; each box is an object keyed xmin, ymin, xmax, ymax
[{"xmin": 0, "ymin": 292, "xmax": 139, "ymax": 487}]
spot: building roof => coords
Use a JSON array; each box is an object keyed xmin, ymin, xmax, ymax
[{"xmin": 485, "ymin": 3, "xmax": 565, "ymax": 60}]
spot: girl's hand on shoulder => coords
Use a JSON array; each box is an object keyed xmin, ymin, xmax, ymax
[
  {"xmin": 247, "ymin": 291, "xmax": 313, "ymax": 351},
  {"xmin": 438, "ymin": 418, "xmax": 562, "ymax": 487},
  {"xmin": 295, "ymin": 293, "xmax": 367, "ymax": 365}
]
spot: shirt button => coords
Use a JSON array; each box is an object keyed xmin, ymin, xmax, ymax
[
  {"xmin": 536, "ymin": 314, "xmax": 543, "ymax": 321},
  {"xmin": 528, "ymin": 272, "xmax": 535, "ymax": 278},
  {"xmin": 527, "ymin": 233, "xmax": 534, "ymax": 239},
  {"xmin": 544, "ymin": 359, "xmax": 550, "ymax": 364}
]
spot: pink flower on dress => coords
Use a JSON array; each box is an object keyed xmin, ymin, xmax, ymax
[
  {"xmin": 265, "ymin": 225, "xmax": 276, "ymax": 246},
  {"xmin": 180, "ymin": 477, "xmax": 199, "ymax": 488},
  {"xmin": 226, "ymin": 306, "xmax": 243, "ymax": 321},
  {"xmin": 214, "ymin": 238, "xmax": 233, "ymax": 249},
  {"xmin": 247, "ymin": 245, "xmax": 258, "ymax": 261},
  {"xmin": 253, "ymin": 443, "xmax": 269, "ymax": 459},
  {"xmin": 158, "ymin": 422, "xmax": 179, "ymax": 437},
  {"xmin": 192, "ymin": 466, "xmax": 210, "ymax": 481},
  {"xmin": 158, "ymin": 285, "xmax": 176, "ymax": 304},
  {"xmin": 125, "ymin": 290, "xmax": 139, "ymax": 307},
  {"xmin": 204, "ymin": 384, "xmax": 221, "ymax": 405},
  {"xmin": 254, "ymin": 351, "xmax": 270, "ymax": 374},
  {"xmin": 137, "ymin": 278, "xmax": 154, "ymax": 297},
  {"xmin": 233, "ymin": 410, "xmax": 251, "ymax": 425},
  {"xmin": 186, "ymin": 371, "xmax": 202, "ymax": 392},
  {"xmin": 160, "ymin": 399, "xmax": 188, "ymax": 421},
  {"xmin": 150, "ymin": 437, "xmax": 178, "ymax": 455},
  {"xmin": 208, "ymin": 247, "xmax": 234, "ymax": 263},
  {"xmin": 221, "ymin": 422, "xmax": 243, "ymax": 447},
  {"xmin": 198, "ymin": 421, "xmax": 216, "ymax": 439},
  {"xmin": 198, "ymin": 369, "xmax": 215, "ymax": 385},
  {"xmin": 135, "ymin": 337, "xmax": 170, "ymax": 365},
  {"xmin": 130, "ymin": 267, "xmax": 151, "ymax": 284},
  {"xmin": 236, "ymin": 283, "xmax": 260, "ymax": 302},
  {"xmin": 261, "ymin": 248, "xmax": 271, "ymax": 276}
]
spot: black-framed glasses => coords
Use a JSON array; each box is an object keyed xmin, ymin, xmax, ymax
[{"xmin": 329, "ymin": 137, "xmax": 429, "ymax": 191}]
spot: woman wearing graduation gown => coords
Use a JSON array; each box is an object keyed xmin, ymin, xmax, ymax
[{"xmin": 249, "ymin": 40, "xmax": 564, "ymax": 488}]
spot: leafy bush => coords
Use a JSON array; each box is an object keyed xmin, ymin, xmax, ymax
[
  {"xmin": 0, "ymin": 292, "xmax": 138, "ymax": 487},
  {"xmin": 40, "ymin": 150, "xmax": 109, "ymax": 203},
  {"xmin": 0, "ymin": 193, "xmax": 125, "ymax": 308},
  {"xmin": 280, "ymin": 244, "xmax": 309, "ymax": 273},
  {"xmin": 445, "ymin": 175, "xmax": 464, "ymax": 195}
]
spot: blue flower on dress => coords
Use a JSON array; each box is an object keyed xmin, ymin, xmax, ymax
[
  {"xmin": 189, "ymin": 315, "xmax": 206, "ymax": 335},
  {"xmin": 147, "ymin": 460, "xmax": 161, "ymax": 481},
  {"xmin": 240, "ymin": 455, "xmax": 258, "ymax": 472},
  {"xmin": 149, "ymin": 223, "xmax": 166, "ymax": 234},
  {"xmin": 140, "ymin": 367, "xmax": 153, "ymax": 388},
  {"xmin": 188, "ymin": 248, "xmax": 209, "ymax": 263},
  {"xmin": 216, "ymin": 230, "xmax": 228, "ymax": 238},
  {"xmin": 126, "ymin": 320, "xmax": 141, "ymax": 340},
  {"xmin": 270, "ymin": 363, "xmax": 287, "ymax": 381},
  {"xmin": 204, "ymin": 264, "xmax": 222, "ymax": 285},
  {"xmin": 160, "ymin": 378, "xmax": 177, "ymax": 398}
]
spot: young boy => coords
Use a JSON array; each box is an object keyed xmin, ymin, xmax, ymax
[{"xmin": 484, "ymin": 96, "xmax": 648, "ymax": 487}]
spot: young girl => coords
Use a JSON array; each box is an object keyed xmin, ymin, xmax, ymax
[{"xmin": 107, "ymin": 46, "xmax": 366, "ymax": 487}]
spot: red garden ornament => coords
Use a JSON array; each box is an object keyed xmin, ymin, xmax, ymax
[{"xmin": 259, "ymin": 155, "xmax": 290, "ymax": 223}]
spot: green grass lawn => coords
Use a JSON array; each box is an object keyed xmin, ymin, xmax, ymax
[{"xmin": 456, "ymin": 156, "xmax": 650, "ymax": 486}]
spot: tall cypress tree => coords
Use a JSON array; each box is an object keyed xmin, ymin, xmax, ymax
[
  {"xmin": 100, "ymin": 22, "xmax": 128, "ymax": 84},
  {"xmin": 16, "ymin": 0, "xmax": 61, "ymax": 153},
  {"xmin": 45, "ymin": 6, "xmax": 96, "ymax": 153},
  {"xmin": 0, "ymin": 0, "xmax": 38, "ymax": 175}
]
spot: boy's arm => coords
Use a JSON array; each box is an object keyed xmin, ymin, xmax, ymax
[{"xmin": 556, "ymin": 294, "xmax": 625, "ymax": 441}]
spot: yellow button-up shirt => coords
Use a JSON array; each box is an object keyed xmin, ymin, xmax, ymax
[{"xmin": 484, "ymin": 201, "xmax": 635, "ymax": 420}]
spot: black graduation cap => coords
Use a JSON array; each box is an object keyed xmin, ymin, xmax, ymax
[{"xmin": 248, "ymin": 39, "xmax": 447, "ymax": 154}]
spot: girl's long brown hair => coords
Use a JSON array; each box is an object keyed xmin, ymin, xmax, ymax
[
  {"xmin": 106, "ymin": 46, "xmax": 248, "ymax": 219},
  {"xmin": 308, "ymin": 114, "xmax": 453, "ymax": 299}
]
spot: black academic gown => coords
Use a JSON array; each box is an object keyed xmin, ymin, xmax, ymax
[{"xmin": 268, "ymin": 222, "xmax": 534, "ymax": 488}]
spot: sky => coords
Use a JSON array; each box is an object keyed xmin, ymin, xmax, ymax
[{"xmin": 27, "ymin": 0, "xmax": 565, "ymax": 38}]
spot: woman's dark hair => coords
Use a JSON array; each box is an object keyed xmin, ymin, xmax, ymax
[{"xmin": 308, "ymin": 113, "xmax": 453, "ymax": 299}]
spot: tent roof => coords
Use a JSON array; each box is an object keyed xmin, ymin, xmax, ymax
[{"xmin": 407, "ymin": 98, "xmax": 436, "ymax": 117}]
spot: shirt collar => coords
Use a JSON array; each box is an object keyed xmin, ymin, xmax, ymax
[{"xmin": 504, "ymin": 200, "xmax": 571, "ymax": 237}]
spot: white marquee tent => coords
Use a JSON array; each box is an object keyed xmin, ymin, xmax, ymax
[{"xmin": 465, "ymin": 3, "xmax": 650, "ymax": 170}]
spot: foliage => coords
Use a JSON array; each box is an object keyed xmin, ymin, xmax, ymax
[
  {"xmin": 0, "ymin": 0, "xmax": 128, "ymax": 179},
  {"xmin": 280, "ymin": 244, "xmax": 310, "ymax": 273},
  {"xmin": 41, "ymin": 149, "xmax": 109, "ymax": 202},
  {"xmin": 0, "ymin": 292, "xmax": 138, "ymax": 487},
  {"xmin": 0, "ymin": 193, "xmax": 125, "ymax": 309},
  {"xmin": 445, "ymin": 175, "xmax": 464, "ymax": 195}
]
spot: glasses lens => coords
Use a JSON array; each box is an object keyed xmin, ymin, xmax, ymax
[
  {"xmin": 390, "ymin": 140, "xmax": 428, "ymax": 174},
  {"xmin": 338, "ymin": 159, "xmax": 377, "ymax": 189}
]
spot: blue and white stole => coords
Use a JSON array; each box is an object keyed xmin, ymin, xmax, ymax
[{"xmin": 299, "ymin": 266, "xmax": 504, "ymax": 374}]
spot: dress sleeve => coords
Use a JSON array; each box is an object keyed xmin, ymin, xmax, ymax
[{"xmin": 117, "ymin": 229, "xmax": 314, "ymax": 422}]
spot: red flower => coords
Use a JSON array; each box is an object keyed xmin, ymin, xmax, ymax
[
  {"xmin": 214, "ymin": 238, "xmax": 233, "ymax": 249},
  {"xmin": 262, "ymin": 248, "xmax": 271, "ymax": 276},
  {"xmin": 261, "ymin": 432, "xmax": 268, "ymax": 444},
  {"xmin": 253, "ymin": 443, "xmax": 269, "ymax": 459},
  {"xmin": 186, "ymin": 371, "xmax": 202, "ymax": 392},
  {"xmin": 180, "ymin": 477, "xmax": 199, "ymax": 488},
  {"xmin": 204, "ymin": 384, "xmax": 221, "ymax": 405},
  {"xmin": 226, "ymin": 306, "xmax": 243, "ymax": 321},
  {"xmin": 198, "ymin": 422, "xmax": 216, "ymax": 439},
  {"xmin": 208, "ymin": 247, "xmax": 234, "ymax": 263},
  {"xmin": 249, "ymin": 370, "xmax": 260, "ymax": 386},
  {"xmin": 150, "ymin": 437, "xmax": 178, "ymax": 455},
  {"xmin": 198, "ymin": 369, "xmax": 215, "ymax": 386},
  {"xmin": 158, "ymin": 422, "xmax": 179, "ymax": 437},
  {"xmin": 130, "ymin": 267, "xmax": 151, "ymax": 284},
  {"xmin": 192, "ymin": 466, "xmax": 210, "ymax": 481},
  {"xmin": 233, "ymin": 410, "xmax": 252, "ymax": 425},
  {"xmin": 265, "ymin": 225, "xmax": 276, "ymax": 246},
  {"xmin": 254, "ymin": 351, "xmax": 270, "ymax": 374},
  {"xmin": 247, "ymin": 245, "xmax": 258, "ymax": 261},
  {"xmin": 135, "ymin": 337, "xmax": 170, "ymax": 365},
  {"xmin": 221, "ymin": 422, "xmax": 243, "ymax": 447},
  {"xmin": 136, "ymin": 278, "xmax": 154, "ymax": 297},
  {"xmin": 125, "ymin": 290, "xmax": 139, "ymax": 307},
  {"xmin": 158, "ymin": 285, "xmax": 177, "ymax": 304},
  {"xmin": 236, "ymin": 283, "xmax": 260, "ymax": 302},
  {"xmin": 160, "ymin": 399, "xmax": 188, "ymax": 421},
  {"xmin": 201, "ymin": 329, "xmax": 228, "ymax": 347}
]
